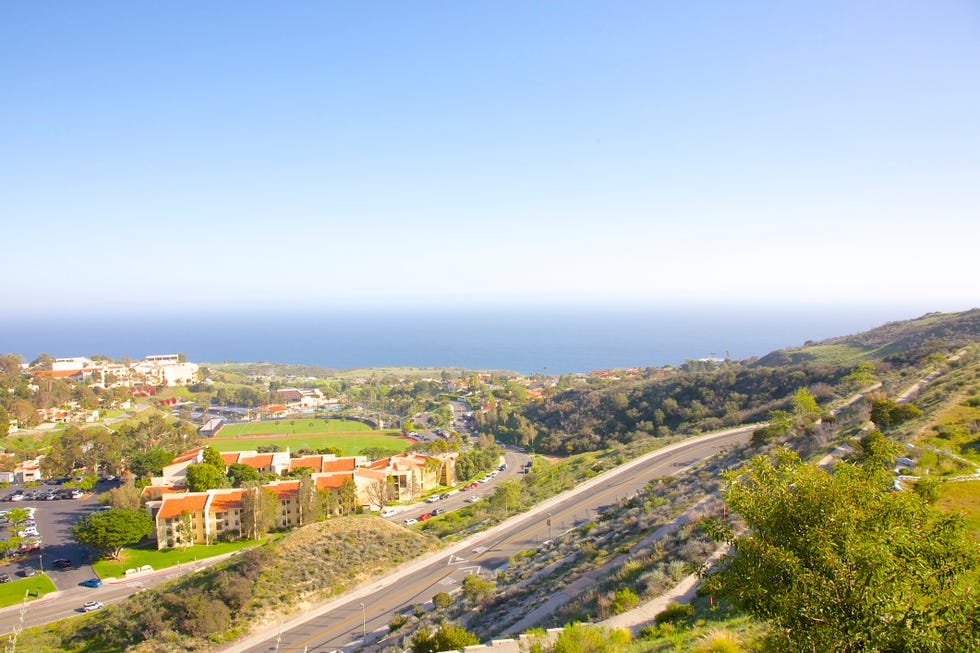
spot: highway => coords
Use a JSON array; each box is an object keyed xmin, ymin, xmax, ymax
[{"xmin": 225, "ymin": 425, "xmax": 756, "ymax": 653}]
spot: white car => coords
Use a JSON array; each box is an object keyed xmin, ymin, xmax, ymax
[
  {"xmin": 82, "ymin": 601, "xmax": 104, "ymax": 612},
  {"xmin": 404, "ymin": 518, "xmax": 418, "ymax": 525},
  {"xmin": 18, "ymin": 528, "xmax": 39, "ymax": 537},
  {"xmin": 380, "ymin": 508, "xmax": 397, "ymax": 518},
  {"xmin": 466, "ymin": 496, "xmax": 481, "ymax": 503}
]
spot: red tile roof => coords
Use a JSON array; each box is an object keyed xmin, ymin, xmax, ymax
[
  {"xmin": 264, "ymin": 481, "xmax": 300, "ymax": 500},
  {"xmin": 288, "ymin": 455, "xmax": 324, "ymax": 472},
  {"xmin": 315, "ymin": 474, "xmax": 352, "ymax": 490},
  {"xmin": 220, "ymin": 452, "xmax": 242, "ymax": 465},
  {"xmin": 170, "ymin": 447, "xmax": 204, "ymax": 465},
  {"xmin": 239, "ymin": 454, "xmax": 274, "ymax": 469},
  {"xmin": 322, "ymin": 458, "xmax": 357, "ymax": 473},
  {"xmin": 208, "ymin": 490, "xmax": 244, "ymax": 513},
  {"xmin": 157, "ymin": 494, "xmax": 209, "ymax": 520}
]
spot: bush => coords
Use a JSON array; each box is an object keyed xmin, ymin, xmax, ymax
[
  {"xmin": 432, "ymin": 591, "xmax": 453, "ymax": 610},
  {"xmin": 655, "ymin": 602, "xmax": 695, "ymax": 624},
  {"xmin": 693, "ymin": 628, "xmax": 743, "ymax": 653},
  {"xmin": 389, "ymin": 613, "xmax": 408, "ymax": 631},
  {"xmin": 611, "ymin": 588, "xmax": 639, "ymax": 614}
]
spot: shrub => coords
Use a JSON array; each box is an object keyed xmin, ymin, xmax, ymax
[
  {"xmin": 389, "ymin": 613, "xmax": 408, "ymax": 631},
  {"xmin": 611, "ymin": 587, "xmax": 639, "ymax": 614},
  {"xmin": 432, "ymin": 591, "xmax": 453, "ymax": 610},
  {"xmin": 655, "ymin": 602, "xmax": 695, "ymax": 624},
  {"xmin": 693, "ymin": 628, "xmax": 743, "ymax": 653}
]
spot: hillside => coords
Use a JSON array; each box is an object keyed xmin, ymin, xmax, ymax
[
  {"xmin": 753, "ymin": 308, "xmax": 980, "ymax": 367},
  {"xmin": 24, "ymin": 517, "xmax": 439, "ymax": 653},
  {"xmin": 479, "ymin": 309, "xmax": 979, "ymax": 455}
]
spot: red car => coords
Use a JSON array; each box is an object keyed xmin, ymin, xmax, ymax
[
  {"xmin": 419, "ymin": 513, "xmax": 432, "ymax": 521},
  {"xmin": 465, "ymin": 482, "xmax": 479, "ymax": 490}
]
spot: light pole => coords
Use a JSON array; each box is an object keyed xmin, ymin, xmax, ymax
[{"xmin": 359, "ymin": 602, "xmax": 366, "ymax": 640}]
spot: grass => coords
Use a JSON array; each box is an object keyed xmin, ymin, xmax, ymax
[
  {"xmin": 936, "ymin": 479, "xmax": 980, "ymax": 541},
  {"xmin": 215, "ymin": 418, "xmax": 376, "ymax": 437},
  {"xmin": 0, "ymin": 572, "xmax": 58, "ymax": 607},
  {"xmin": 206, "ymin": 432, "xmax": 412, "ymax": 455},
  {"xmin": 92, "ymin": 538, "xmax": 261, "ymax": 578},
  {"xmin": 631, "ymin": 596, "xmax": 765, "ymax": 652}
]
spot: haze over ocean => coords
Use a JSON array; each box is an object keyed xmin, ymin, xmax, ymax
[{"xmin": 0, "ymin": 306, "xmax": 935, "ymax": 374}]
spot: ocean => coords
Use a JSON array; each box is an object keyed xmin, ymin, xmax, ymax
[{"xmin": 0, "ymin": 306, "xmax": 924, "ymax": 374}]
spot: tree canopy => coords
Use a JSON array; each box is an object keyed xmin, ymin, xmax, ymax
[
  {"xmin": 704, "ymin": 443, "xmax": 980, "ymax": 652},
  {"xmin": 72, "ymin": 508, "xmax": 154, "ymax": 559},
  {"xmin": 185, "ymin": 463, "xmax": 227, "ymax": 492}
]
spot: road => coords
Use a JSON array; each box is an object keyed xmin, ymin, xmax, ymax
[{"xmin": 225, "ymin": 425, "xmax": 755, "ymax": 653}]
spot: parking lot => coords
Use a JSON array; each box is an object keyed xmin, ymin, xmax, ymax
[{"xmin": 0, "ymin": 479, "xmax": 120, "ymax": 589}]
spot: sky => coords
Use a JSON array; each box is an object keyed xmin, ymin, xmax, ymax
[{"xmin": 2, "ymin": 1, "xmax": 979, "ymax": 318}]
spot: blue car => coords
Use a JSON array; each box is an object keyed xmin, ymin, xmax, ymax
[{"xmin": 80, "ymin": 578, "xmax": 103, "ymax": 588}]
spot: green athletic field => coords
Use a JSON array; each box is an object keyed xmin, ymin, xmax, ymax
[
  {"xmin": 206, "ymin": 433, "xmax": 412, "ymax": 455},
  {"xmin": 215, "ymin": 418, "xmax": 375, "ymax": 437}
]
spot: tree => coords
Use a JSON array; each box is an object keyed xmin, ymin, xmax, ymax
[
  {"xmin": 461, "ymin": 574, "xmax": 495, "ymax": 605},
  {"xmin": 227, "ymin": 463, "xmax": 260, "ymax": 487},
  {"xmin": 72, "ymin": 508, "xmax": 154, "ymax": 559},
  {"xmin": 201, "ymin": 446, "xmax": 225, "ymax": 471},
  {"xmin": 126, "ymin": 449, "xmax": 175, "ymax": 479},
  {"xmin": 870, "ymin": 397, "xmax": 922, "ymax": 429},
  {"xmin": 432, "ymin": 591, "xmax": 453, "ymax": 610},
  {"xmin": 703, "ymin": 446, "xmax": 980, "ymax": 652},
  {"xmin": 7, "ymin": 508, "xmax": 28, "ymax": 532},
  {"xmin": 0, "ymin": 405, "xmax": 8, "ymax": 438},
  {"xmin": 174, "ymin": 509, "xmax": 194, "ymax": 548},
  {"xmin": 364, "ymin": 478, "xmax": 394, "ymax": 509},
  {"xmin": 240, "ymin": 482, "xmax": 277, "ymax": 539},
  {"xmin": 185, "ymin": 463, "xmax": 227, "ymax": 492},
  {"xmin": 410, "ymin": 621, "xmax": 479, "ymax": 653},
  {"xmin": 297, "ymin": 470, "xmax": 321, "ymax": 525},
  {"xmin": 338, "ymin": 477, "xmax": 358, "ymax": 515},
  {"xmin": 106, "ymin": 479, "xmax": 141, "ymax": 511},
  {"xmin": 792, "ymin": 387, "xmax": 821, "ymax": 423}
]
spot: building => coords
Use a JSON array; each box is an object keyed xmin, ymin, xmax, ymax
[
  {"xmin": 14, "ymin": 457, "xmax": 43, "ymax": 483},
  {"xmin": 147, "ymin": 448, "xmax": 459, "ymax": 548},
  {"xmin": 131, "ymin": 354, "xmax": 199, "ymax": 387}
]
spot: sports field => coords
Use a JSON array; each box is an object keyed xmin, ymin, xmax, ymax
[
  {"xmin": 206, "ymin": 433, "xmax": 412, "ymax": 456},
  {"xmin": 216, "ymin": 418, "xmax": 375, "ymax": 437},
  {"xmin": 208, "ymin": 418, "xmax": 411, "ymax": 456}
]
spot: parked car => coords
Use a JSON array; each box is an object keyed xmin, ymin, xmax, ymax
[
  {"xmin": 425, "ymin": 496, "xmax": 440, "ymax": 504},
  {"xmin": 380, "ymin": 508, "xmax": 397, "ymax": 518},
  {"xmin": 466, "ymin": 495, "xmax": 481, "ymax": 503},
  {"xmin": 403, "ymin": 518, "xmax": 418, "ymax": 525},
  {"xmin": 419, "ymin": 513, "xmax": 432, "ymax": 521},
  {"xmin": 0, "ymin": 574, "xmax": 10, "ymax": 583},
  {"xmin": 20, "ymin": 568, "xmax": 37, "ymax": 578},
  {"xmin": 53, "ymin": 559, "xmax": 72, "ymax": 569},
  {"xmin": 81, "ymin": 601, "xmax": 104, "ymax": 612},
  {"xmin": 440, "ymin": 493, "xmax": 451, "ymax": 500},
  {"xmin": 433, "ymin": 508, "xmax": 446, "ymax": 515},
  {"xmin": 80, "ymin": 578, "xmax": 103, "ymax": 588}
]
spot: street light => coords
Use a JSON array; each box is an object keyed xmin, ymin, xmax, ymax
[{"xmin": 359, "ymin": 602, "xmax": 367, "ymax": 640}]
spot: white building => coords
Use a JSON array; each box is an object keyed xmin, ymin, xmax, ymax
[{"xmin": 132, "ymin": 354, "xmax": 199, "ymax": 387}]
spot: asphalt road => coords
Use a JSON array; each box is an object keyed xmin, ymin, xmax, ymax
[{"xmin": 226, "ymin": 425, "xmax": 755, "ymax": 653}]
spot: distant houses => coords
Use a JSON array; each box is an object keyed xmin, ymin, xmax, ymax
[{"xmin": 32, "ymin": 354, "xmax": 199, "ymax": 389}]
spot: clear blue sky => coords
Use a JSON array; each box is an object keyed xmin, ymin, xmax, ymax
[{"xmin": 2, "ymin": 2, "xmax": 978, "ymax": 317}]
